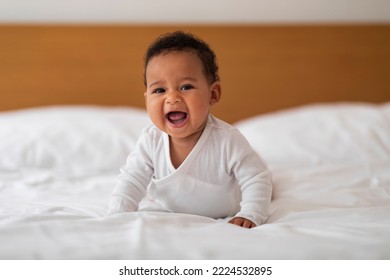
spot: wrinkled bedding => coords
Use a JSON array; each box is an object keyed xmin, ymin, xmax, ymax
[{"xmin": 1, "ymin": 103, "xmax": 389, "ymax": 259}]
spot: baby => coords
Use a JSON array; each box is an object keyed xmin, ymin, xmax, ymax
[{"xmin": 108, "ymin": 31, "xmax": 272, "ymax": 228}]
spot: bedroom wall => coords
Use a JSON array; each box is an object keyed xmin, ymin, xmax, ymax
[
  {"xmin": 1, "ymin": 1, "xmax": 389, "ymax": 121},
  {"xmin": 1, "ymin": 0, "xmax": 390, "ymax": 23}
]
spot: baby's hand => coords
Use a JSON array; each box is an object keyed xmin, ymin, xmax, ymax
[{"xmin": 228, "ymin": 217, "xmax": 256, "ymax": 228}]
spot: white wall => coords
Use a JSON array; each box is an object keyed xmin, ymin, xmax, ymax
[{"xmin": 1, "ymin": 0, "xmax": 389, "ymax": 24}]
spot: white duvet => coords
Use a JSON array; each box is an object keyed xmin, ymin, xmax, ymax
[{"xmin": 0, "ymin": 103, "xmax": 389, "ymax": 259}]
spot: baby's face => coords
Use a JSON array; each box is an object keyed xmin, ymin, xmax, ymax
[{"xmin": 144, "ymin": 51, "xmax": 220, "ymax": 141}]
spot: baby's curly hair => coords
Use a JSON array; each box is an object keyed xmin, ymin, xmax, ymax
[{"xmin": 144, "ymin": 31, "xmax": 219, "ymax": 86}]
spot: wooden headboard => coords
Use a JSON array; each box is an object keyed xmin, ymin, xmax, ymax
[{"xmin": 1, "ymin": 24, "xmax": 389, "ymax": 123}]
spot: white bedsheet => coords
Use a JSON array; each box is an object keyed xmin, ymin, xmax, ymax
[{"xmin": 1, "ymin": 103, "xmax": 389, "ymax": 259}]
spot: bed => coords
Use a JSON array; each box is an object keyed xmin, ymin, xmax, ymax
[{"xmin": 0, "ymin": 25, "xmax": 389, "ymax": 260}]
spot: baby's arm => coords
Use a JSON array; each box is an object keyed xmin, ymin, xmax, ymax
[
  {"xmin": 227, "ymin": 130, "xmax": 273, "ymax": 226},
  {"xmin": 108, "ymin": 131, "xmax": 153, "ymax": 215}
]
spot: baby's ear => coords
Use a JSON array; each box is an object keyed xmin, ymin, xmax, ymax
[{"xmin": 210, "ymin": 82, "xmax": 221, "ymax": 105}]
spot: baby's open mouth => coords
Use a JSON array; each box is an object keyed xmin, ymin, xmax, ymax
[{"xmin": 166, "ymin": 111, "xmax": 188, "ymax": 125}]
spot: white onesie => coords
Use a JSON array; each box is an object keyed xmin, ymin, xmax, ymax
[{"xmin": 108, "ymin": 114, "xmax": 272, "ymax": 225}]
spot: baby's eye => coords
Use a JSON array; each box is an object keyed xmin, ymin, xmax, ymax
[
  {"xmin": 180, "ymin": 84, "xmax": 194, "ymax": 91},
  {"xmin": 152, "ymin": 88, "xmax": 165, "ymax": 94}
]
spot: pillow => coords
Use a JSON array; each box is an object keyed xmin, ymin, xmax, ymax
[
  {"xmin": 235, "ymin": 102, "xmax": 390, "ymax": 168},
  {"xmin": 0, "ymin": 106, "xmax": 151, "ymax": 177}
]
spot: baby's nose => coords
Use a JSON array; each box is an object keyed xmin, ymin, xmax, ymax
[{"xmin": 166, "ymin": 91, "xmax": 181, "ymax": 104}]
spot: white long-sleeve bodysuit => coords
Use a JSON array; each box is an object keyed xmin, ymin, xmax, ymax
[{"xmin": 108, "ymin": 115, "xmax": 272, "ymax": 225}]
